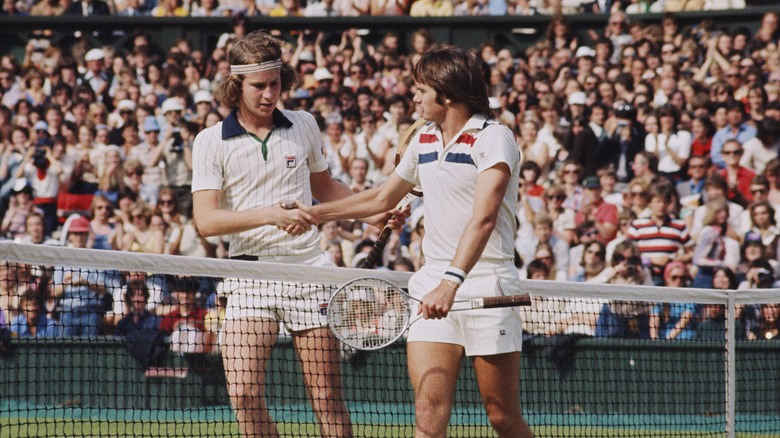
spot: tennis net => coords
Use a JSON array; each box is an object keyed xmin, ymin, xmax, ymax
[{"xmin": 1, "ymin": 241, "xmax": 780, "ymax": 437}]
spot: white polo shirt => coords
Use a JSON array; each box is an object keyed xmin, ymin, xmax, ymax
[
  {"xmin": 192, "ymin": 109, "xmax": 329, "ymax": 257},
  {"xmin": 395, "ymin": 114, "xmax": 520, "ymax": 263}
]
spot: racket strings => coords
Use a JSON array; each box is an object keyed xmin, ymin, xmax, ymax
[{"xmin": 328, "ymin": 278, "xmax": 411, "ymax": 350}]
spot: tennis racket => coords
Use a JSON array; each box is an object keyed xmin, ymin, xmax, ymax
[
  {"xmin": 358, "ymin": 118, "xmax": 427, "ymax": 269},
  {"xmin": 327, "ymin": 277, "xmax": 531, "ymax": 350}
]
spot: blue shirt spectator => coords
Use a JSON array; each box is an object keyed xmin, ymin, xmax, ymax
[{"xmin": 710, "ymin": 101, "xmax": 757, "ymax": 168}]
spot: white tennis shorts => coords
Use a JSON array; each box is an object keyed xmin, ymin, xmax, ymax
[
  {"xmin": 223, "ymin": 250, "xmax": 333, "ymax": 332},
  {"xmin": 407, "ymin": 259, "xmax": 524, "ymax": 356}
]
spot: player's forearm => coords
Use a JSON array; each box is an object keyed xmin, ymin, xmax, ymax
[
  {"xmin": 312, "ymin": 186, "xmax": 395, "ymax": 223},
  {"xmin": 193, "ymin": 206, "xmax": 289, "ymax": 237},
  {"xmin": 450, "ymin": 215, "xmax": 497, "ymax": 275}
]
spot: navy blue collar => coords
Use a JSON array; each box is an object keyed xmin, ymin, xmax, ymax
[{"xmin": 221, "ymin": 109, "xmax": 294, "ymax": 140}]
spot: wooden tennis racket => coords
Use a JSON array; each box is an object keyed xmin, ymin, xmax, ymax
[{"xmin": 358, "ymin": 118, "xmax": 427, "ymax": 269}]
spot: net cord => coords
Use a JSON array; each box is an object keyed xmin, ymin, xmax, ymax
[{"xmin": 4, "ymin": 241, "xmax": 780, "ymax": 304}]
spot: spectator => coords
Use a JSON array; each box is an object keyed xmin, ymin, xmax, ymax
[
  {"xmin": 541, "ymin": 184, "xmax": 576, "ymax": 245},
  {"xmin": 52, "ymin": 215, "xmax": 119, "ymax": 336},
  {"xmin": 518, "ymin": 212, "xmax": 569, "ymax": 280},
  {"xmin": 123, "ymin": 202, "xmax": 165, "ymax": 254},
  {"xmin": 65, "ymin": 0, "xmax": 111, "ymax": 15},
  {"xmin": 148, "ymin": 119, "xmax": 193, "ymax": 211},
  {"xmin": 10, "ymin": 292, "xmax": 60, "ymax": 338},
  {"xmin": 89, "ymin": 194, "xmax": 123, "ymax": 250},
  {"xmin": 691, "ymin": 197, "xmax": 741, "ymax": 288},
  {"xmin": 575, "ymin": 176, "xmax": 618, "ymax": 242},
  {"xmin": 676, "ymin": 154, "xmax": 709, "ymax": 201},
  {"xmin": 690, "ymin": 114, "xmax": 715, "ymax": 158},
  {"xmin": 650, "ymin": 261, "xmax": 697, "ymax": 340},
  {"xmin": 741, "ymin": 118, "xmax": 780, "ymax": 175},
  {"xmin": 1, "ymin": 180, "xmax": 42, "ymax": 240},
  {"xmin": 627, "ymin": 182, "xmax": 692, "ymax": 286},
  {"xmin": 409, "ymin": 0, "xmax": 453, "ymax": 16},
  {"xmin": 645, "ymin": 104, "xmax": 692, "ymax": 181},
  {"xmin": 570, "ymin": 240, "xmax": 606, "ymax": 282},
  {"xmin": 711, "ymin": 100, "xmax": 757, "ymax": 168},
  {"xmin": 697, "ymin": 267, "xmax": 743, "ymax": 340},
  {"xmin": 718, "ymin": 139, "xmax": 755, "ymax": 206},
  {"xmin": 689, "ymin": 173, "xmax": 744, "ymax": 241},
  {"xmin": 13, "ymin": 138, "xmax": 62, "ymax": 234},
  {"xmin": 14, "ymin": 211, "xmax": 58, "ymax": 245}
]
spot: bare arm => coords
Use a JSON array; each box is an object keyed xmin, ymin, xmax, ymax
[
  {"xmin": 420, "ymin": 164, "xmax": 512, "ymax": 320},
  {"xmin": 192, "ymin": 189, "xmax": 317, "ymax": 238},
  {"xmin": 311, "ymin": 172, "xmax": 414, "ymax": 222}
]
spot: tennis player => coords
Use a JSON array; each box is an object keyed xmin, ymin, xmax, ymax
[
  {"xmin": 305, "ymin": 46, "xmax": 534, "ymax": 438},
  {"xmin": 191, "ymin": 30, "xmax": 400, "ymax": 438}
]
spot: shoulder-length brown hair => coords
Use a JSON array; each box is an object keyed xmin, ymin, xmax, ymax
[
  {"xmin": 215, "ymin": 30, "xmax": 300, "ymax": 110},
  {"xmin": 413, "ymin": 45, "xmax": 493, "ymax": 119}
]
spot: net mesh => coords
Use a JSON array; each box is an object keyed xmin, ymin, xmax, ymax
[{"xmin": 2, "ymin": 241, "xmax": 780, "ymax": 437}]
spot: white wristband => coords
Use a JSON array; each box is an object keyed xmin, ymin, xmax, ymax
[{"xmin": 443, "ymin": 266, "xmax": 467, "ymax": 286}]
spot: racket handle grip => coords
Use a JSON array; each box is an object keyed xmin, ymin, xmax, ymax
[
  {"xmin": 478, "ymin": 294, "xmax": 531, "ymax": 308},
  {"xmin": 359, "ymin": 227, "xmax": 391, "ymax": 269}
]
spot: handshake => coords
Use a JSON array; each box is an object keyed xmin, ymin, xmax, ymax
[
  {"xmin": 274, "ymin": 199, "xmax": 411, "ymax": 236},
  {"xmin": 276, "ymin": 200, "xmax": 316, "ymax": 236}
]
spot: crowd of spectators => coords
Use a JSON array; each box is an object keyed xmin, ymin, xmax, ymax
[
  {"xmin": 0, "ymin": 5, "xmax": 779, "ymax": 353},
  {"xmin": 0, "ymin": 0, "xmax": 766, "ymax": 17}
]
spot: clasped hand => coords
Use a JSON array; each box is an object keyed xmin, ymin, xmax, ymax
[
  {"xmin": 277, "ymin": 200, "xmax": 411, "ymax": 236},
  {"xmin": 418, "ymin": 281, "xmax": 457, "ymax": 320},
  {"xmin": 277, "ymin": 200, "xmax": 317, "ymax": 236}
]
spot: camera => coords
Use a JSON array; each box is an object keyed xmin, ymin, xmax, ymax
[
  {"xmin": 170, "ymin": 130, "xmax": 184, "ymax": 153},
  {"xmin": 626, "ymin": 256, "xmax": 643, "ymax": 266},
  {"xmin": 756, "ymin": 268, "xmax": 773, "ymax": 285},
  {"xmin": 613, "ymin": 103, "xmax": 636, "ymax": 120},
  {"xmin": 33, "ymin": 148, "xmax": 48, "ymax": 169}
]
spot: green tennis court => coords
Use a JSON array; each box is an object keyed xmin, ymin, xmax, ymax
[{"xmin": 4, "ymin": 399, "xmax": 780, "ymax": 438}]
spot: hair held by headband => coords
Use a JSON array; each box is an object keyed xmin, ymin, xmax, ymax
[{"xmin": 215, "ymin": 30, "xmax": 299, "ymax": 109}]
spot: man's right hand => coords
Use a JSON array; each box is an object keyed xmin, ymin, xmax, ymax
[{"xmin": 278, "ymin": 200, "xmax": 317, "ymax": 236}]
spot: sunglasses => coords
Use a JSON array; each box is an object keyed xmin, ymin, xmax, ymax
[
  {"xmin": 126, "ymin": 170, "xmax": 142, "ymax": 176},
  {"xmin": 751, "ymin": 189, "xmax": 767, "ymax": 195},
  {"xmin": 583, "ymin": 230, "xmax": 599, "ymax": 237},
  {"xmin": 159, "ymin": 199, "xmax": 174, "ymax": 205},
  {"xmin": 722, "ymin": 150, "xmax": 742, "ymax": 155},
  {"xmin": 563, "ymin": 169, "xmax": 578, "ymax": 175},
  {"xmin": 668, "ymin": 275, "xmax": 685, "ymax": 281}
]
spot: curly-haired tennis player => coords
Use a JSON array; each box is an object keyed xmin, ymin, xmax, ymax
[{"xmin": 192, "ymin": 30, "xmax": 403, "ymax": 438}]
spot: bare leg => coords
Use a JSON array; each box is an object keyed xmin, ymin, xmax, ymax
[
  {"xmin": 293, "ymin": 327, "xmax": 353, "ymax": 438},
  {"xmin": 222, "ymin": 318, "xmax": 279, "ymax": 438},
  {"xmin": 407, "ymin": 341, "xmax": 464, "ymax": 438},
  {"xmin": 473, "ymin": 352, "xmax": 534, "ymax": 438}
]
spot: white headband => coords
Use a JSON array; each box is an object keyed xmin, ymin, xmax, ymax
[{"xmin": 230, "ymin": 59, "xmax": 282, "ymax": 75}]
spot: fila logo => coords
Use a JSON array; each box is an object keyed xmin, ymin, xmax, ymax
[
  {"xmin": 499, "ymin": 329, "xmax": 506, "ymax": 336},
  {"xmin": 285, "ymin": 155, "xmax": 297, "ymax": 168},
  {"xmin": 319, "ymin": 303, "xmax": 328, "ymax": 315}
]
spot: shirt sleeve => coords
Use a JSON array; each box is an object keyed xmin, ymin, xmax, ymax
[
  {"xmin": 191, "ymin": 126, "xmax": 225, "ymax": 192},
  {"xmin": 472, "ymin": 124, "xmax": 519, "ymax": 174},
  {"xmin": 394, "ymin": 130, "xmax": 421, "ymax": 186},
  {"xmin": 298, "ymin": 111, "xmax": 329, "ymax": 173}
]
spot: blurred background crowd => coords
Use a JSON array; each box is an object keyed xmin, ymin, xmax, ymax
[{"xmin": 0, "ymin": 3, "xmax": 779, "ymax": 345}]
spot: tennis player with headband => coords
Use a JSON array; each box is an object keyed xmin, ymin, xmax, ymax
[
  {"xmin": 303, "ymin": 46, "xmax": 534, "ymax": 438},
  {"xmin": 191, "ymin": 30, "xmax": 404, "ymax": 438}
]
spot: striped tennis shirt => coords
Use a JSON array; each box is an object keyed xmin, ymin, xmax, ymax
[
  {"xmin": 192, "ymin": 109, "xmax": 328, "ymax": 257},
  {"xmin": 627, "ymin": 215, "xmax": 691, "ymax": 260}
]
